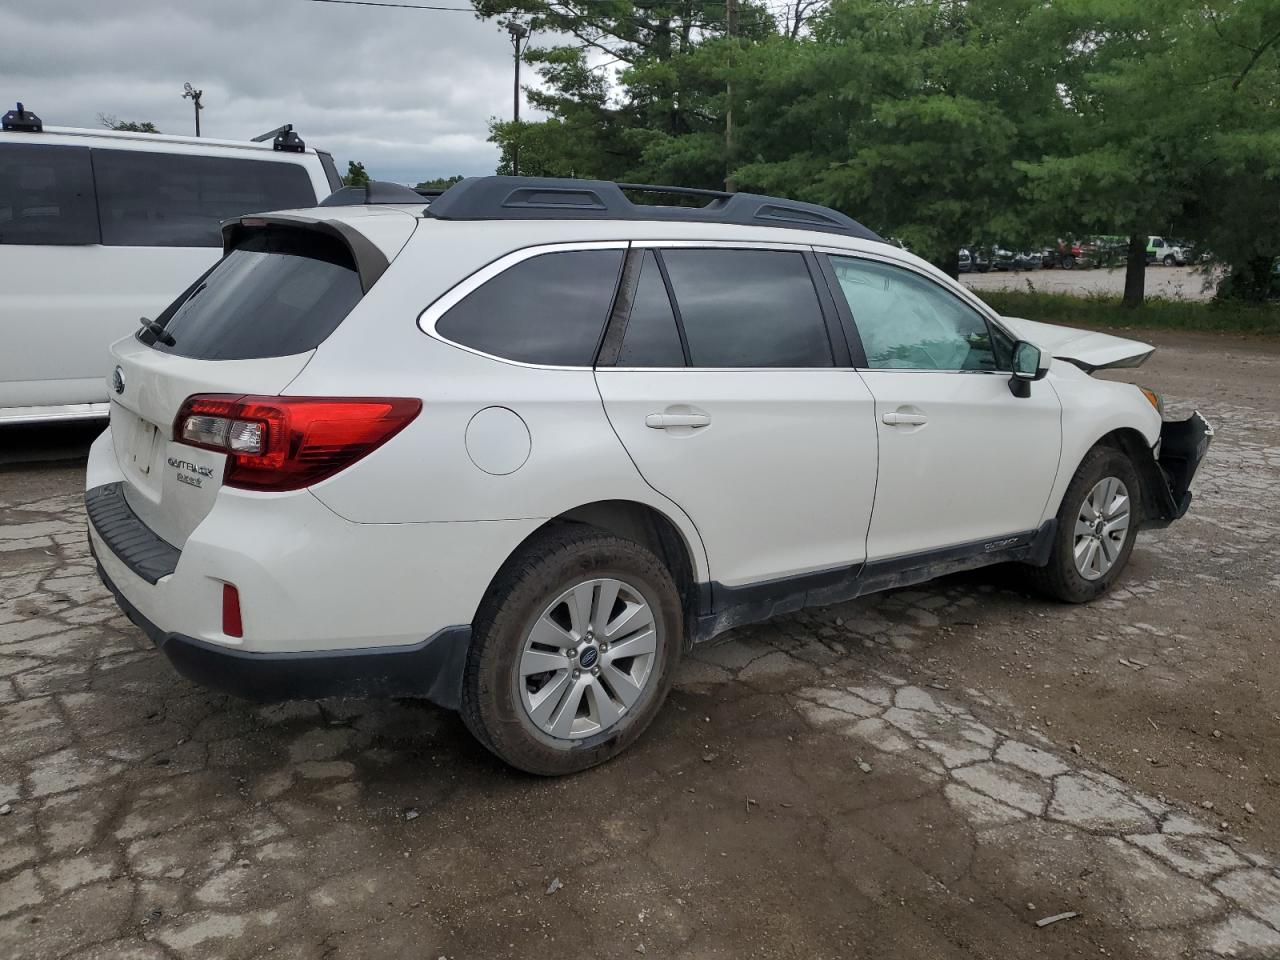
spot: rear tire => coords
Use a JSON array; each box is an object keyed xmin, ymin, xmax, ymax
[
  {"xmin": 1026, "ymin": 446, "xmax": 1142, "ymax": 603},
  {"xmin": 460, "ymin": 525, "xmax": 682, "ymax": 775}
]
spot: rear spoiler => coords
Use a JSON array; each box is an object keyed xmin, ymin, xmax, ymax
[{"xmin": 220, "ymin": 214, "xmax": 390, "ymax": 294}]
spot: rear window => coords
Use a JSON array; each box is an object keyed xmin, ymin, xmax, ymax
[
  {"xmin": 93, "ymin": 149, "xmax": 317, "ymax": 247},
  {"xmin": 148, "ymin": 228, "xmax": 362, "ymax": 360},
  {"xmin": 0, "ymin": 143, "xmax": 99, "ymax": 245}
]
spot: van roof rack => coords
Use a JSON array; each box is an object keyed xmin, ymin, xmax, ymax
[
  {"xmin": 251, "ymin": 123, "xmax": 306, "ymax": 152},
  {"xmin": 320, "ymin": 180, "xmax": 428, "ymax": 206},
  {"xmin": 2, "ymin": 102, "xmax": 42, "ymax": 133},
  {"xmin": 422, "ymin": 176, "xmax": 882, "ymax": 241}
]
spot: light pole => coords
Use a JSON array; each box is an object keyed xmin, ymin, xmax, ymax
[
  {"xmin": 182, "ymin": 82, "xmax": 204, "ymax": 137},
  {"xmin": 507, "ymin": 21, "xmax": 529, "ymax": 176}
]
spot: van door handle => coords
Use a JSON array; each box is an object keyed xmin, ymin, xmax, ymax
[
  {"xmin": 646, "ymin": 413, "xmax": 711, "ymax": 429},
  {"xmin": 882, "ymin": 411, "xmax": 928, "ymax": 426}
]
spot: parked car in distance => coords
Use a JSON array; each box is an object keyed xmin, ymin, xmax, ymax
[
  {"xmin": 0, "ymin": 102, "xmax": 342, "ymax": 424},
  {"xmin": 1013, "ymin": 251, "xmax": 1040, "ymax": 271},
  {"xmin": 1147, "ymin": 236, "xmax": 1188, "ymax": 266},
  {"xmin": 86, "ymin": 176, "xmax": 1212, "ymax": 775},
  {"xmin": 989, "ymin": 246, "xmax": 1017, "ymax": 271},
  {"xmin": 958, "ymin": 248, "xmax": 972, "ymax": 273}
]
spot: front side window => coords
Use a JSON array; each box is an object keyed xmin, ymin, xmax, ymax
[
  {"xmin": 93, "ymin": 150, "xmax": 317, "ymax": 247},
  {"xmin": 0, "ymin": 143, "xmax": 98, "ymax": 245},
  {"xmin": 660, "ymin": 249, "xmax": 832, "ymax": 367},
  {"xmin": 828, "ymin": 256, "xmax": 1002, "ymax": 371},
  {"xmin": 435, "ymin": 249, "xmax": 624, "ymax": 365}
]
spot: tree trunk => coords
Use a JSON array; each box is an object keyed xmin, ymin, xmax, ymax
[
  {"xmin": 1123, "ymin": 234, "xmax": 1146, "ymax": 309},
  {"xmin": 941, "ymin": 248, "xmax": 961, "ymax": 280}
]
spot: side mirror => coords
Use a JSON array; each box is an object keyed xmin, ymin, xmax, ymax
[{"xmin": 1009, "ymin": 340, "xmax": 1048, "ymax": 398}]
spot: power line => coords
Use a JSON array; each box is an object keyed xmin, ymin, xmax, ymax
[{"xmin": 305, "ymin": 0, "xmax": 476, "ymax": 11}]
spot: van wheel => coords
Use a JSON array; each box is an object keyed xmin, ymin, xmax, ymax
[
  {"xmin": 1026, "ymin": 447, "xmax": 1142, "ymax": 603},
  {"xmin": 460, "ymin": 525, "xmax": 682, "ymax": 775},
  {"xmin": 1163, "ymin": 254, "xmax": 1176, "ymax": 266}
]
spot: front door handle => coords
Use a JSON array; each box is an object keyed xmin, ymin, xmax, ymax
[
  {"xmin": 646, "ymin": 413, "xmax": 711, "ymax": 430},
  {"xmin": 882, "ymin": 411, "xmax": 928, "ymax": 426}
]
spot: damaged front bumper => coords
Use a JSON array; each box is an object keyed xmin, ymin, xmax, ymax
[{"xmin": 1142, "ymin": 411, "xmax": 1214, "ymax": 528}]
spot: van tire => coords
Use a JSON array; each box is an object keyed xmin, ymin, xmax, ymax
[{"xmin": 460, "ymin": 524, "xmax": 682, "ymax": 776}]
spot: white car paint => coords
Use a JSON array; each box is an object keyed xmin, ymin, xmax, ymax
[
  {"xmin": 0, "ymin": 124, "xmax": 336, "ymax": 422},
  {"xmin": 87, "ymin": 197, "xmax": 1175, "ymax": 665},
  {"xmin": 999, "ymin": 316, "xmax": 1155, "ymax": 371}
]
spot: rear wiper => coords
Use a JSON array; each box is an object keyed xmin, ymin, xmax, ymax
[{"xmin": 139, "ymin": 316, "xmax": 176, "ymax": 347}]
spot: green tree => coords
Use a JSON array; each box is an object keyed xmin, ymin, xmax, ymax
[
  {"xmin": 416, "ymin": 175, "xmax": 466, "ymax": 190},
  {"xmin": 343, "ymin": 161, "xmax": 370, "ymax": 187},
  {"xmin": 97, "ymin": 114, "xmax": 160, "ymax": 133}
]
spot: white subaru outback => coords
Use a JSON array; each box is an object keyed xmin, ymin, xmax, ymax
[{"xmin": 86, "ymin": 177, "xmax": 1212, "ymax": 775}]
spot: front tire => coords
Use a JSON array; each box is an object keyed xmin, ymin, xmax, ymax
[
  {"xmin": 460, "ymin": 525, "xmax": 682, "ymax": 775},
  {"xmin": 1027, "ymin": 446, "xmax": 1142, "ymax": 603},
  {"xmin": 1163, "ymin": 254, "xmax": 1176, "ymax": 266}
]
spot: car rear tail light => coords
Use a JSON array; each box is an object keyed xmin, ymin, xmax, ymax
[
  {"xmin": 222, "ymin": 583, "xmax": 244, "ymax": 638},
  {"xmin": 174, "ymin": 395, "xmax": 421, "ymax": 492}
]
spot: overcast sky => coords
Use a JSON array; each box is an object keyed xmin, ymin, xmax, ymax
[{"xmin": 0, "ymin": 0, "xmax": 538, "ymax": 183}]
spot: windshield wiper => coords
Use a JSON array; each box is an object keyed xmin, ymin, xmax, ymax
[{"xmin": 139, "ymin": 316, "xmax": 176, "ymax": 347}]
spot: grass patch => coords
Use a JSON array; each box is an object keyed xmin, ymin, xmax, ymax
[{"xmin": 977, "ymin": 289, "xmax": 1280, "ymax": 336}]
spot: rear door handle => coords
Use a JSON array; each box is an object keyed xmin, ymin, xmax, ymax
[
  {"xmin": 646, "ymin": 413, "xmax": 711, "ymax": 429},
  {"xmin": 882, "ymin": 411, "xmax": 928, "ymax": 426}
]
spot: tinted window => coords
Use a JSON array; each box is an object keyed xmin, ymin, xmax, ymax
[
  {"xmin": 661, "ymin": 249, "xmax": 832, "ymax": 367},
  {"xmin": 0, "ymin": 143, "xmax": 98, "ymax": 245},
  {"xmin": 149, "ymin": 228, "xmax": 361, "ymax": 360},
  {"xmin": 828, "ymin": 256, "xmax": 998, "ymax": 371},
  {"xmin": 617, "ymin": 251, "xmax": 685, "ymax": 366},
  {"xmin": 93, "ymin": 150, "xmax": 316, "ymax": 247},
  {"xmin": 437, "ymin": 250, "xmax": 624, "ymax": 365}
]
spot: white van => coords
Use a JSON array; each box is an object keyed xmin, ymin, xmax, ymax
[{"xmin": 0, "ymin": 103, "xmax": 341, "ymax": 423}]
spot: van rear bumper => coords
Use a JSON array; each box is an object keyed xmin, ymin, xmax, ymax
[{"xmin": 93, "ymin": 550, "xmax": 470, "ymax": 708}]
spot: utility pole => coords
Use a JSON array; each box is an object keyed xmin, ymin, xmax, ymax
[
  {"xmin": 507, "ymin": 21, "xmax": 529, "ymax": 177},
  {"xmin": 182, "ymin": 82, "xmax": 204, "ymax": 137},
  {"xmin": 724, "ymin": 0, "xmax": 738, "ymax": 192}
]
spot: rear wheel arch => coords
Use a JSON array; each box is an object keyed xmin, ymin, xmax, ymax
[{"xmin": 477, "ymin": 500, "xmax": 704, "ymax": 641}]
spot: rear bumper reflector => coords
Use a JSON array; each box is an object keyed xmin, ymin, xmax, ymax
[{"xmin": 85, "ymin": 482, "xmax": 180, "ymax": 584}]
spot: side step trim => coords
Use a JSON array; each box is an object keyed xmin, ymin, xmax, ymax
[{"xmin": 85, "ymin": 482, "xmax": 181, "ymax": 584}]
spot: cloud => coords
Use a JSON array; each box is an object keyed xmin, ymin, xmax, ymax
[{"xmin": 0, "ymin": 0, "xmax": 535, "ymax": 182}]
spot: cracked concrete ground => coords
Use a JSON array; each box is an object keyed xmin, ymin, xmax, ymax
[{"xmin": 1, "ymin": 330, "xmax": 1277, "ymax": 959}]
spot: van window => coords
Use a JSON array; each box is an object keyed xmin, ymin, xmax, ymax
[
  {"xmin": 660, "ymin": 249, "xmax": 833, "ymax": 367},
  {"xmin": 93, "ymin": 150, "xmax": 316, "ymax": 247},
  {"xmin": 436, "ymin": 250, "xmax": 625, "ymax": 365},
  {"xmin": 148, "ymin": 227, "xmax": 362, "ymax": 360},
  {"xmin": 0, "ymin": 143, "xmax": 99, "ymax": 245}
]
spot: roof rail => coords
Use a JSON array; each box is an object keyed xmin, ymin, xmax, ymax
[
  {"xmin": 251, "ymin": 123, "xmax": 306, "ymax": 153},
  {"xmin": 2, "ymin": 102, "xmax": 42, "ymax": 133},
  {"xmin": 423, "ymin": 176, "xmax": 881, "ymax": 241},
  {"xmin": 319, "ymin": 180, "xmax": 428, "ymax": 207}
]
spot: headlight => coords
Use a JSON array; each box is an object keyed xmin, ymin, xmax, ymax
[{"xmin": 1139, "ymin": 386, "xmax": 1164, "ymax": 418}]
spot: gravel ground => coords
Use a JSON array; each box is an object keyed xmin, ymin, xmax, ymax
[
  {"xmin": 1, "ymin": 330, "xmax": 1278, "ymax": 960},
  {"xmin": 963, "ymin": 264, "xmax": 1221, "ymax": 301}
]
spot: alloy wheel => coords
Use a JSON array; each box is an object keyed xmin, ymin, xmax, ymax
[
  {"xmin": 1073, "ymin": 477, "xmax": 1131, "ymax": 581},
  {"xmin": 518, "ymin": 578, "xmax": 658, "ymax": 740}
]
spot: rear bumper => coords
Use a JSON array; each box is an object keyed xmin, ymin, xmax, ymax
[
  {"xmin": 1142, "ymin": 410, "xmax": 1214, "ymax": 527},
  {"xmin": 93, "ymin": 547, "xmax": 471, "ymax": 707}
]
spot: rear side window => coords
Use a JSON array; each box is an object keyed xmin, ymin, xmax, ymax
[
  {"xmin": 436, "ymin": 249, "xmax": 624, "ymax": 365},
  {"xmin": 0, "ymin": 143, "xmax": 99, "ymax": 245},
  {"xmin": 616, "ymin": 251, "xmax": 686, "ymax": 367},
  {"xmin": 660, "ymin": 249, "xmax": 833, "ymax": 367},
  {"xmin": 93, "ymin": 150, "xmax": 317, "ymax": 248},
  {"xmin": 149, "ymin": 228, "xmax": 361, "ymax": 360}
]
